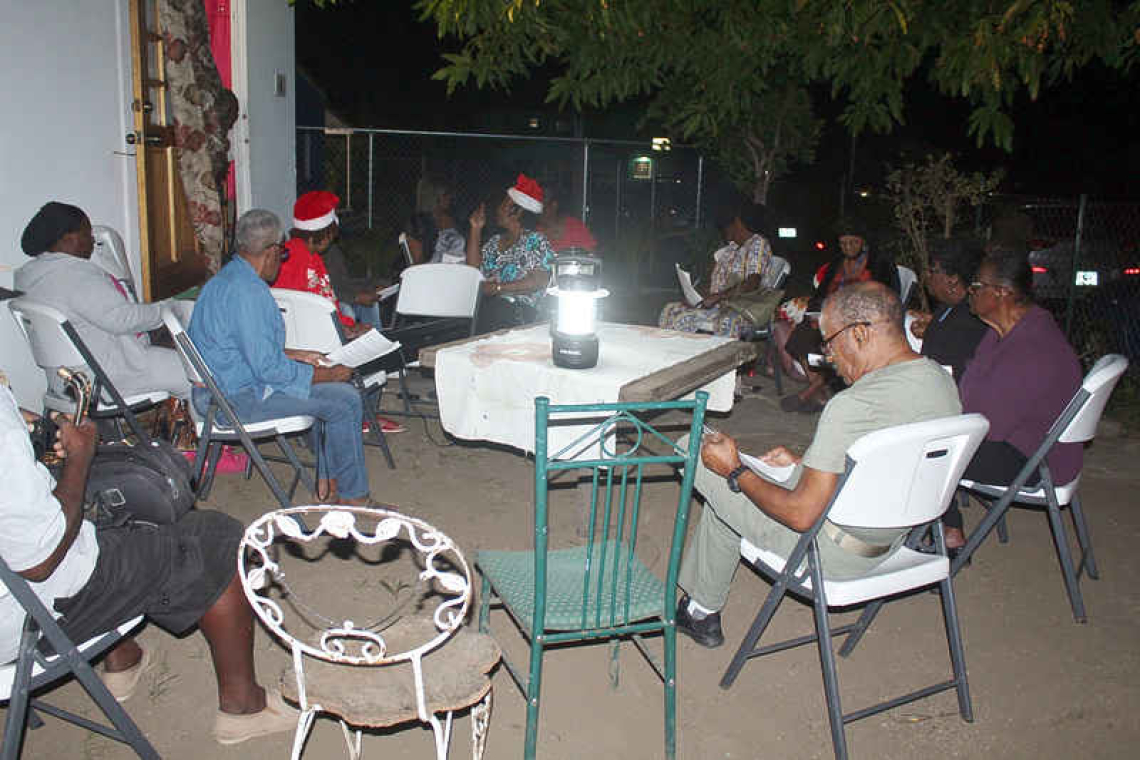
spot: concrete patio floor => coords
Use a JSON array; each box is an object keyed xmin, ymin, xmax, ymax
[{"xmin": 4, "ymin": 369, "xmax": 1140, "ymax": 759}]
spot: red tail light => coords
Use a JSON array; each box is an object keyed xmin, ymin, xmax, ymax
[
  {"xmin": 1031, "ymin": 266, "xmax": 1048, "ymax": 274},
  {"xmin": 814, "ymin": 241, "xmax": 825, "ymax": 250},
  {"xmin": 1124, "ymin": 267, "xmax": 1140, "ymax": 276}
]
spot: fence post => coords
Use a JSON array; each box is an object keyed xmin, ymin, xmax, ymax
[
  {"xmin": 344, "ymin": 133, "xmax": 352, "ymax": 212},
  {"xmin": 648, "ymin": 156, "xmax": 657, "ymax": 282},
  {"xmin": 367, "ymin": 133, "xmax": 374, "ymax": 229},
  {"xmin": 581, "ymin": 140, "xmax": 590, "ymax": 222},
  {"xmin": 1064, "ymin": 193, "xmax": 1088, "ymax": 337},
  {"xmin": 695, "ymin": 155, "xmax": 704, "ymax": 230}
]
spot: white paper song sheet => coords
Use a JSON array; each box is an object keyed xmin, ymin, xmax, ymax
[
  {"xmin": 739, "ymin": 451, "xmax": 796, "ymax": 484},
  {"xmin": 675, "ymin": 264, "xmax": 703, "ymax": 307},
  {"xmin": 325, "ymin": 329, "xmax": 401, "ymax": 368}
]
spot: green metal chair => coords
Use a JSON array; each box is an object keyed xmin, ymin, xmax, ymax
[{"xmin": 476, "ymin": 391, "xmax": 708, "ymax": 759}]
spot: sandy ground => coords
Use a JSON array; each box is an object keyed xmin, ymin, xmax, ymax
[{"xmin": 4, "ymin": 369, "xmax": 1140, "ymax": 760}]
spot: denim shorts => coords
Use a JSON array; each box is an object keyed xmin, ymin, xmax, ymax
[{"xmin": 52, "ymin": 510, "xmax": 242, "ymax": 646}]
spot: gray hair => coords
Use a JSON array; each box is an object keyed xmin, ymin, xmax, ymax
[
  {"xmin": 824, "ymin": 281, "xmax": 904, "ymax": 339},
  {"xmin": 234, "ymin": 209, "xmax": 281, "ymax": 256}
]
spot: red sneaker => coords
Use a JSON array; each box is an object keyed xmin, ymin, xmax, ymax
[{"xmin": 363, "ymin": 417, "xmax": 406, "ymax": 434}]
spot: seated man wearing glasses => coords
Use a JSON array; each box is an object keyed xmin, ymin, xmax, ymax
[
  {"xmin": 188, "ymin": 209, "xmax": 370, "ymax": 505},
  {"xmin": 675, "ymin": 282, "xmax": 961, "ymax": 648}
]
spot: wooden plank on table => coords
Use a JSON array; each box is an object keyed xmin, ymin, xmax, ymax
[
  {"xmin": 618, "ymin": 341, "xmax": 757, "ymax": 403},
  {"xmin": 417, "ymin": 325, "xmax": 521, "ymax": 368}
]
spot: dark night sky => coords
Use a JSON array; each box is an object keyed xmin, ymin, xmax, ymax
[{"xmin": 295, "ymin": 1, "xmax": 1139, "ymax": 201}]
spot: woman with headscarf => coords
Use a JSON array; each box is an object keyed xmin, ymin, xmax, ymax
[
  {"xmin": 466, "ymin": 174, "xmax": 556, "ymax": 333},
  {"xmin": 15, "ymin": 201, "xmax": 191, "ymax": 400}
]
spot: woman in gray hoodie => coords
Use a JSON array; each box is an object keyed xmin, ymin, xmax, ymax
[{"xmin": 15, "ymin": 202, "xmax": 190, "ymax": 401}]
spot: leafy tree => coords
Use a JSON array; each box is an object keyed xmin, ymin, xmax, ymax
[{"xmin": 414, "ymin": 0, "xmax": 1139, "ymax": 152}]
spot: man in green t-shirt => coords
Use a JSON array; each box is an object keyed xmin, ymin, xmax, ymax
[{"xmin": 676, "ymin": 282, "xmax": 962, "ymax": 648}]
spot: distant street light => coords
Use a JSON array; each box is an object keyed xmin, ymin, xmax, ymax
[{"xmin": 652, "ymin": 137, "xmax": 671, "ymax": 152}]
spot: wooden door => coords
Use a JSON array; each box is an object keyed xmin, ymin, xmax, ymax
[{"xmin": 129, "ymin": 0, "xmax": 207, "ymax": 301}]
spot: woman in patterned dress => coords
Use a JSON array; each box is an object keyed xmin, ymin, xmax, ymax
[
  {"xmin": 658, "ymin": 201, "xmax": 774, "ymax": 338},
  {"xmin": 466, "ymin": 174, "xmax": 555, "ymax": 334}
]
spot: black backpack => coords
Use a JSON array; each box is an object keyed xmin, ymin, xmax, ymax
[{"xmin": 84, "ymin": 439, "xmax": 196, "ymax": 527}]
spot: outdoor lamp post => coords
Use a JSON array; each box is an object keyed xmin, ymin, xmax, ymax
[{"xmin": 549, "ymin": 255, "xmax": 607, "ymax": 369}]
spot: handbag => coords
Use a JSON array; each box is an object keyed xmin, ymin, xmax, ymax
[{"xmin": 721, "ymin": 287, "xmax": 785, "ymax": 328}]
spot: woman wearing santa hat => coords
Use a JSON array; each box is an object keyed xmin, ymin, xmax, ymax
[
  {"xmin": 274, "ymin": 190, "xmax": 406, "ymax": 434},
  {"xmin": 466, "ymin": 173, "xmax": 556, "ymax": 333}
]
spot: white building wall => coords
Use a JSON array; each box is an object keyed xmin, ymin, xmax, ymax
[
  {"xmin": 232, "ymin": 0, "xmax": 296, "ymax": 226},
  {"xmin": 0, "ymin": 0, "xmax": 137, "ymax": 407}
]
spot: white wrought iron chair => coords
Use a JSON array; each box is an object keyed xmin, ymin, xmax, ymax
[
  {"xmin": 1, "ymin": 557, "xmax": 156, "ymax": 759},
  {"xmin": 161, "ymin": 308, "xmax": 318, "ymax": 507},
  {"xmin": 720, "ymin": 414, "xmax": 989, "ymax": 760},
  {"xmin": 385, "ymin": 263, "xmax": 484, "ymax": 417},
  {"xmin": 271, "ymin": 288, "xmax": 398, "ymax": 469},
  {"xmin": 238, "ymin": 505, "xmax": 499, "ymax": 760},
  {"xmin": 8, "ymin": 297, "xmax": 168, "ymax": 442},
  {"xmin": 954, "ymin": 353, "xmax": 1129, "ymax": 622}
]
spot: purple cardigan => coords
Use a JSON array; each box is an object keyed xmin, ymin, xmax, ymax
[{"xmin": 959, "ymin": 306, "xmax": 1083, "ymax": 484}]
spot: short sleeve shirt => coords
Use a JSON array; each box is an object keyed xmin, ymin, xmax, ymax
[
  {"xmin": 480, "ymin": 230, "xmax": 554, "ymax": 285},
  {"xmin": 803, "ymin": 357, "xmax": 963, "ymax": 474},
  {"xmin": 0, "ymin": 385, "xmax": 99, "ymax": 662}
]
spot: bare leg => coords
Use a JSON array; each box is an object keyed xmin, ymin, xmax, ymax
[
  {"xmin": 102, "ymin": 637, "xmax": 143, "ymax": 672},
  {"xmin": 199, "ymin": 573, "xmax": 266, "ymax": 715}
]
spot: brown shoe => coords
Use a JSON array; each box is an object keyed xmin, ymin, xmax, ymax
[{"xmin": 213, "ymin": 688, "xmax": 299, "ymax": 745}]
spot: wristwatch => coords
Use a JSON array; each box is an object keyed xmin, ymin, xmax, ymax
[{"xmin": 726, "ymin": 464, "xmax": 749, "ymax": 493}]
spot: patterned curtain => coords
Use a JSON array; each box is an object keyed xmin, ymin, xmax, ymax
[{"xmin": 157, "ymin": 0, "xmax": 238, "ymax": 273}]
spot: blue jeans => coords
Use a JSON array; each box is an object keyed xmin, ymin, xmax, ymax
[
  {"xmin": 352, "ymin": 303, "xmax": 383, "ymax": 329},
  {"xmin": 193, "ymin": 382, "xmax": 368, "ymax": 499}
]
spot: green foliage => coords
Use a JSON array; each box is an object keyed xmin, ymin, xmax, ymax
[
  {"xmin": 416, "ymin": 0, "xmax": 1139, "ymax": 152},
  {"xmin": 885, "ymin": 153, "xmax": 1003, "ymax": 307}
]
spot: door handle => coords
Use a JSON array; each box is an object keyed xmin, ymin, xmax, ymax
[{"xmin": 125, "ymin": 132, "xmax": 163, "ymax": 146}]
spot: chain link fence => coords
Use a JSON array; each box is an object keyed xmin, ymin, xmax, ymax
[{"xmin": 296, "ymin": 126, "xmax": 708, "ymax": 298}]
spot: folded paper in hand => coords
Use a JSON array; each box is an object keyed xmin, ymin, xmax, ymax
[
  {"xmin": 325, "ymin": 329, "xmax": 401, "ymax": 368},
  {"xmin": 675, "ymin": 264, "xmax": 703, "ymax": 307},
  {"xmin": 739, "ymin": 451, "xmax": 795, "ymax": 483}
]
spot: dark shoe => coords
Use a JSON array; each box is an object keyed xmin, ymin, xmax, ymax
[
  {"xmin": 947, "ymin": 546, "xmax": 972, "ymax": 567},
  {"xmin": 675, "ymin": 599, "xmax": 724, "ymax": 649},
  {"xmin": 779, "ymin": 394, "xmax": 805, "ymax": 413}
]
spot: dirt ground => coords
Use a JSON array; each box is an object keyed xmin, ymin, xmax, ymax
[{"xmin": 4, "ymin": 369, "xmax": 1140, "ymax": 760}]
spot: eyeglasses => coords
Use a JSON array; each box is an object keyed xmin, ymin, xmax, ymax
[
  {"xmin": 821, "ymin": 321, "xmax": 872, "ymax": 354},
  {"xmin": 968, "ymin": 280, "xmax": 1004, "ymax": 294}
]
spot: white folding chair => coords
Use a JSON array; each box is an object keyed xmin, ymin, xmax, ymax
[
  {"xmin": 385, "ymin": 263, "xmax": 484, "ymax": 417},
  {"xmin": 271, "ymin": 288, "xmax": 397, "ymax": 469},
  {"xmin": 1, "ymin": 557, "xmax": 157, "ymax": 759},
  {"xmin": 7, "ymin": 297, "xmax": 167, "ymax": 443},
  {"xmin": 954, "ymin": 353, "xmax": 1129, "ymax": 622},
  {"xmin": 90, "ymin": 225, "xmax": 138, "ymax": 303},
  {"xmin": 720, "ymin": 414, "xmax": 989, "ymax": 760},
  {"xmin": 238, "ymin": 505, "xmax": 499, "ymax": 760},
  {"xmin": 161, "ymin": 309, "xmax": 317, "ymax": 508},
  {"xmin": 897, "ymin": 265, "xmax": 917, "ymax": 306}
]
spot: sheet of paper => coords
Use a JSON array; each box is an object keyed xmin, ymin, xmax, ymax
[
  {"xmin": 377, "ymin": 283, "xmax": 400, "ymax": 300},
  {"xmin": 325, "ymin": 329, "xmax": 401, "ymax": 368},
  {"xmin": 739, "ymin": 451, "xmax": 795, "ymax": 483},
  {"xmin": 675, "ymin": 265, "xmax": 703, "ymax": 307}
]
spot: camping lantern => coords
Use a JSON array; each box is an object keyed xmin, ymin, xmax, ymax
[{"xmin": 548, "ymin": 255, "xmax": 607, "ymax": 369}]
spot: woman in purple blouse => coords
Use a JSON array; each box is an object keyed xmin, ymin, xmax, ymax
[{"xmin": 945, "ymin": 251, "xmax": 1083, "ymax": 553}]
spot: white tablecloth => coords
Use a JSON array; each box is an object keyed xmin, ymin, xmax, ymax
[{"xmin": 435, "ymin": 322, "xmax": 737, "ymax": 456}]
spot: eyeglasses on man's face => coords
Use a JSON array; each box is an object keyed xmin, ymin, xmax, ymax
[
  {"xmin": 266, "ymin": 241, "xmax": 289, "ymax": 261},
  {"xmin": 821, "ymin": 321, "xmax": 872, "ymax": 354},
  {"xmin": 967, "ymin": 280, "xmax": 1004, "ymax": 294}
]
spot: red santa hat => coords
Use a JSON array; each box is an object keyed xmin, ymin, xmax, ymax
[
  {"xmin": 293, "ymin": 190, "xmax": 340, "ymax": 231},
  {"xmin": 506, "ymin": 173, "xmax": 544, "ymax": 214}
]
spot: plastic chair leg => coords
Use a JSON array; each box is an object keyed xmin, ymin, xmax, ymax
[
  {"xmin": 837, "ymin": 599, "xmax": 884, "ymax": 658},
  {"xmin": 720, "ymin": 574, "xmax": 789, "ymax": 689},
  {"xmin": 996, "ymin": 513, "xmax": 1009, "ymax": 544},
  {"xmin": 810, "ymin": 556, "xmax": 848, "ymax": 760},
  {"xmin": 939, "ymin": 575, "xmax": 974, "ymax": 721},
  {"xmin": 1068, "ymin": 493, "xmax": 1099, "ymax": 580},
  {"xmin": 362, "ymin": 388, "xmax": 396, "ymax": 469},
  {"xmin": 1044, "ymin": 491, "xmax": 1088, "ymax": 623}
]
